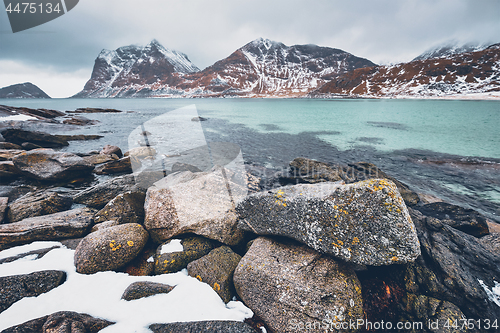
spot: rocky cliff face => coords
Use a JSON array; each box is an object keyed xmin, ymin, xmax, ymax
[
  {"xmin": 311, "ymin": 44, "xmax": 500, "ymax": 98},
  {"xmin": 0, "ymin": 82, "xmax": 51, "ymax": 99},
  {"xmin": 73, "ymin": 38, "xmax": 375, "ymax": 98}
]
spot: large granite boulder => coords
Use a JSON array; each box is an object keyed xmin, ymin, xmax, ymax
[
  {"xmin": 121, "ymin": 281, "xmax": 174, "ymax": 301},
  {"xmin": 144, "ymin": 166, "xmax": 247, "ymax": 245},
  {"xmin": 11, "ymin": 149, "xmax": 93, "ymax": 181},
  {"xmin": 6, "ymin": 191, "xmax": 73, "ymax": 223},
  {"xmin": 2, "ymin": 311, "xmax": 114, "ymax": 332},
  {"xmin": 100, "ymin": 144, "xmax": 123, "ymax": 158},
  {"xmin": 234, "ymin": 237, "xmax": 363, "ymax": 333},
  {"xmin": 73, "ymin": 174, "xmax": 140, "ymax": 209},
  {"xmin": 1, "ymin": 128, "xmax": 68, "ymax": 148},
  {"xmin": 187, "ymin": 246, "xmax": 241, "ymax": 303},
  {"xmin": 0, "ymin": 270, "xmax": 66, "ymax": 313},
  {"xmin": 149, "ymin": 321, "xmax": 258, "ymax": 333},
  {"xmin": 237, "ymin": 179, "xmax": 420, "ymax": 266},
  {"xmin": 94, "ymin": 156, "xmax": 132, "ymax": 175},
  {"xmin": 94, "ymin": 191, "xmax": 145, "ymax": 225},
  {"xmin": 154, "ymin": 236, "xmax": 216, "ymax": 275},
  {"xmin": 74, "ymin": 223, "xmax": 149, "ymax": 274},
  {"xmin": 405, "ymin": 208, "xmax": 500, "ymax": 321},
  {"xmin": 0, "ymin": 207, "xmax": 94, "ymax": 250}
]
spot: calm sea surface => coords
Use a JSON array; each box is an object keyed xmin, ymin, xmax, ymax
[{"xmin": 2, "ymin": 98, "xmax": 499, "ymax": 222}]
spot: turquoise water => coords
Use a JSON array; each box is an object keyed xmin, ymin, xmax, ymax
[{"xmin": 1, "ymin": 98, "xmax": 499, "ymax": 221}]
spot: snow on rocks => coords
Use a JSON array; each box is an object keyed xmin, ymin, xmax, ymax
[{"xmin": 237, "ymin": 179, "xmax": 421, "ymax": 266}]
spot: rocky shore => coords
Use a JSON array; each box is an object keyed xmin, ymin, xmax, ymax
[{"xmin": 0, "ymin": 105, "xmax": 499, "ymax": 332}]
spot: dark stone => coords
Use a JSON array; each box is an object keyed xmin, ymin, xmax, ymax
[
  {"xmin": 405, "ymin": 208, "xmax": 500, "ymax": 321},
  {"xmin": 0, "ymin": 270, "xmax": 66, "ymax": 313},
  {"xmin": 0, "ymin": 245, "xmax": 60, "ymax": 264},
  {"xmin": 100, "ymin": 145, "xmax": 123, "ymax": 158},
  {"xmin": 0, "ymin": 197, "xmax": 7, "ymax": 223},
  {"xmin": 191, "ymin": 116, "xmax": 207, "ymax": 122},
  {"xmin": 62, "ymin": 115, "xmax": 99, "ymax": 126},
  {"xmin": 287, "ymin": 157, "xmax": 343, "ymax": 184},
  {"xmin": 171, "ymin": 162, "xmax": 202, "ymax": 173},
  {"xmin": 122, "ymin": 243, "xmax": 156, "ymax": 276},
  {"xmin": 187, "ymin": 246, "xmax": 241, "ymax": 303},
  {"xmin": 11, "ymin": 149, "xmax": 93, "ymax": 181},
  {"xmin": 60, "ymin": 238, "xmax": 83, "ymax": 250},
  {"xmin": 73, "ymin": 174, "xmax": 141, "ymax": 209},
  {"xmin": 154, "ymin": 236, "xmax": 216, "ymax": 275},
  {"xmin": 68, "ymin": 108, "xmax": 122, "ymax": 113},
  {"xmin": 149, "ymin": 321, "xmax": 258, "ymax": 333},
  {"xmin": 414, "ymin": 202, "xmax": 490, "ymax": 237},
  {"xmin": 1, "ymin": 129, "xmax": 68, "ymax": 148},
  {"xmin": 0, "ymin": 207, "xmax": 95, "ymax": 250},
  {"xmin": 74, "ymin": 223, "xmax": 149, "ymax": 274},
  {"xmin": 6, "ymin": 191, "xmax": 73, "ymax": 223},
  {"xmin": 0, "ymin": 142, "xmax": 22, "ymax": 150},
  {"xmin": 1, "ymin": 311, "xmax": 115, "ymax": 333},
  {"xmin": 0, "ymin": 161, "xmax": 21, "ymax": 180},
  {"xmin": 21, "ymin": 142, "xmax": 43, "ymax": 150},
  {"xmin": 0, "ymin": 185, "xmax": 33, "ymax": 202},
  {"xmin": 82, "ymin": 154, "xmax": 116, "ymax": 166},
  {"xmin": 55, "ymin": 134, "xmax": 104, "ymax": 141},
  {"xmin": 121, "ymin": 281, "xmax": 174, "ymax": 301},
  {"xmin": 94, "ymin": 191, "xmax": 146, "ymax": 225},
  {"xmin": 94, "ymin": 157, "xmax": 132, "ymax": 175}
]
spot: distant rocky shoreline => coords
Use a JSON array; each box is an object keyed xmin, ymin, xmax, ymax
[{"xmin": 0, "ymin": 105, "xmax": 499, "ymax": 332}]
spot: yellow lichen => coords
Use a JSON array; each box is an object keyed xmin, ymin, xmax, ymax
[
  {"xmin": 213, "ymin": 282, "xmax": 221, "ymax": 291},
  {"xmin": 127, "ymin": 241, "xmax": 134, "ymax": 247},
  {"xmin": 196, "ymin": 275, "xmax": 202, "ymax": 282}
]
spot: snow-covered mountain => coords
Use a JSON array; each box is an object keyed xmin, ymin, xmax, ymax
[
  {"xmin": 73, "ymin": 38, "xmax": 375, "ymax": 98},
  {"xmin": 73, "ymin": 40, "xmax": 200, "ymax": 98},
  {"xmin": 311, "ymin": 43, "xmax": 500, "ymax": 99},
  {"xmin": 0, "ymin": 82, "xmax": 51, "ymax": 99},
  {"xmin": 412, "ymin": 41, "xmax": 490, "ymax": 61}
]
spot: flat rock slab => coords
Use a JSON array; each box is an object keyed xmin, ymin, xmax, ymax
[
  {"xmin": 0, "ymin": 270, "xmax": 66, "ymax": 313},
  {"xmin": 1, "ymin": 128, "xmax": 68, "ymax": 148},
  {"xmin": 12, "ymin": 149, "xmax": 93, "ymax": 181},
  {"xmin": 234, "ymin": 237, "xmax": 363, "ymax": 333},
  {"xmin": 2, "ymin": 311, "xmax": 114, "ymax": 332},
  {"xmin": 144, "ymin": 166, "xmax": 247, "ymax": 245},
  {"xmin": 7, "ymin": 191, "xmax": 73, "ymax": 223},
  {"xmin": 0, "ymin": 207, "xmax": 95, "ymax": 250},
  {"xmin": 237, "ymin": 179, "xmax": 420, "ymax": 266},
  {"xmin": 149, "ymin": 321, "xmax": 258, "ymax": 333}
]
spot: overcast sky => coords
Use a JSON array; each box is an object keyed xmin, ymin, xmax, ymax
[{"xmin": 0, "ymin": 0, "xmax": 499, "ymax": 97}]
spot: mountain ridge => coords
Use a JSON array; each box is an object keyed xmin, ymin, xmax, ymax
[{"xmin": 0, "ymin": 82, "xmax": 51, "ymax": 99}]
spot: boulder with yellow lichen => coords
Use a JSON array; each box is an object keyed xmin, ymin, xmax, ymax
[{"xmin": 237, "ymin": 179, "xmax": 420, "ymax": 266}]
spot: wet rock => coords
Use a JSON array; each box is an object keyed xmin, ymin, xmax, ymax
[
  {"xmin": 100, "ymin": 144, "xmax": 123, "ymax": 158},
  {"xmin": 21, "ymin": 142, "xmax": 43, "ymax": 150},
  {"xmin": 82, "ymin": 154, "xmax": 117, "ymax": 166},
  {"xmin": 0, "ymin": 161, "xmax": 21, "ymax": 179},
  {"xmin": 345, "ymin": 162, "xmax": 420, "ymax": 206},
  {"xmin": 0, "ymin": 142, "xmax": 22, "ymax": 150},
  {"xmin": 233, "ymin": 237, "xmax": 363, "ymax": 333},
  {"xmin": 73, "ymin": 174, "xmax": 140, "ymax": 209},
  {"xmin": 237, "ymin": 179, "xmax": 420, "ymax": 266},
  {"xmin": 2, "ymin": 311, "xmax": 115, "ymax": 333},
  {"xmin": 0, "ymin": 270, "xmax": 66, "ymax": 313},
  {"xmin": 55, "ymin": 134, "xmax": 104, "ymax": 141},
  {"xmin": 0, "ymin": 207, "xmax": 95, "ymax": 250},
  {"xmin": 6, "ymin": 191, "xmax": 73, "ymax": 223},
  {"xmin": 11, "ymin": 149, "xmax": 93, "ymax": 181},
  {"xmin": 0, "ymin": 197, "xmax": 7, "ymax": 223},
  {"xmin": 154, "ymin": 236, "xmax": 215, "ymax": 275},
  {"xmin": 69, "ymin": 107, "xmax": 122, "ymax": 113},
  {"xmin": 94, "ymin": 191, "xmax": 146, "ymax": 225},
  {"xmin": 0, "ymin": 149, "xmax": 24, "ymax": 161},
  {"xmin": 149, "ymin": 321, "xmax": 258, "ymax": 333},
  {"xmin": 94, "ymin": 156, "xmax": 132, "ymax": 175},
  {"xmin": 191, "ymin": 116, "xmax": 207, "ymax": 122},
  {"xmin": 144, "ymin": 166, "xmax": 247, "ymax": 245},
  {"xmin": 1, "ymin": 128, "xmax": 68, "ymax": 148},
  {"xmin": 414, "ymin": 202, "xmax": 489, "ymax": 237},
  {"xmin": 121, "ymin": 281, "xmax": 174, "ymax": 301},
  {"xmin": 0, "ymin": 185, "xmax": 33, "ymax": 202},
  {"xmin": 288, "ymin": 157, "xmax": 343, "ymax": 184},
  {"xmin": 74, "ymin": 223, "xmax": 149, "ymax": 274},
  {"xmin": 399, "ymin": 294, "xmax": 467, "ymax": 333},
  {"xmin": 187, "ymin": 246, "xmax": 241, "ymax": 303},
  {"xmin": 62, "ymin": 115, "xmax": 99, "ymax": 126},
  {"xmin": 171, "ymin": 162, "xmax": 202, "ymax": 173},
  {"xmin": 405, "ymin": 208, "xmax": 500, "ymax": 320}
]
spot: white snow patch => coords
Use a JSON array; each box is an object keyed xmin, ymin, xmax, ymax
[
  {"xmin": 160, "ymin": 239, "xmax": 184, "ymax": 254},
  {"xmin": 0, "ymin": 243, "xmax": 253, "ymax": 331},
  {"xmin": 478, "ymin": 279, "xmax": 500, "ymax": 307},
  {"xmin": 0, "ymin": 114, "xmax": 37, "ymax": 122},
  {"xmin": 147, "ymin": 256, "xmax": 154, "ymax": 263}
]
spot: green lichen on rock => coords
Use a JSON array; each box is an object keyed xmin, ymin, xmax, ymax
[{"xmin": 237, "ymin": 179, "xmax": 420, "ymax": 266}]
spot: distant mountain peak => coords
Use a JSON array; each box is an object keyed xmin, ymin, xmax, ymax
[
  {"xmin": 413, "ymin": 40, "xmax": 492, "ymax": 61},
  {"xmin": 0, "ymin": 82, "xmax": 51, "ymax": 99}
]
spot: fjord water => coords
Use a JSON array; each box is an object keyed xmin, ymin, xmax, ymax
[{"xmin": 2, "ymin": 98, "xmax": 499, "ymax": 222}]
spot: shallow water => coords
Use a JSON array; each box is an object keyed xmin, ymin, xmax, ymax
[{"xmin": 1, "ymin": 98, "xmax": 499, "ymax": 222}]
